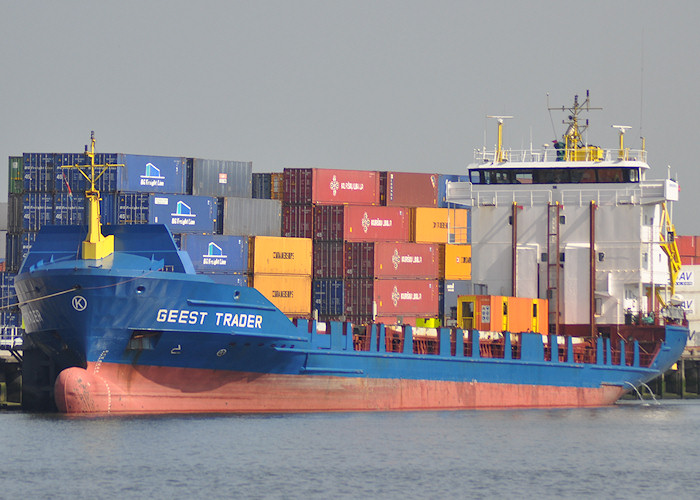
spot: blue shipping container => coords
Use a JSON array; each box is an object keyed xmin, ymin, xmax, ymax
[
  {"xmin": 23, "ymin": 153, "xmax": 55, "ymax": 192},
  {"xmin": 179, "ymin": 234, "xmax": 249, "ymax": 273},
  {"xmin": 53, "ymin": 193, "xmax": 86, "ymax": 226},
  {"xmin": 55, "ymin": 153, "xmax": 120, "ymax": 194},
  {"xmin": 22, "ymin": 193, "xmax": 53, "ymax": 231},
  {"xmin": 148, "ymin": 194, "xmax": 216, "ymax": 234},
  {"xmin": 437, "ymin": 174, "xmax": 469, "ymax": 208},
  {"xmin": 0, "ymin": 272, "xmax": 18, "ymax": 310},
  {"xmin": 313, "ymin": 279, "xmax": 344, "ymax": 317},
  {"xmin": 117, "ymin": 154, "xmax": 187, "ymax": 194}
]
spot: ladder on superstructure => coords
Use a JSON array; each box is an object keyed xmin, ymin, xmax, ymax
[{"xmin": 547, "ymin": 203, "xmax": 561, "ymax": 335}]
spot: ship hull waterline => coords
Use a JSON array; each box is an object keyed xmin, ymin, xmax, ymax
[{"xmin": 56, "ymin": 362, "xmax": 627, "ymax": 414}]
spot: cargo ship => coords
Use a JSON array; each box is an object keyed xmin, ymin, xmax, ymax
[{"xmin": 13, "ymin": 95, "xmax": 688, "ymax": 414}]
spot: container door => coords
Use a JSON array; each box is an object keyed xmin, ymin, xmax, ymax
[
  {"xmin": 458, "ymin": 297, "xmax": 475, "ymax": 330},
  {"xmin": 502, "ymin": 297, "xmax": 509, "ymax": 332}
]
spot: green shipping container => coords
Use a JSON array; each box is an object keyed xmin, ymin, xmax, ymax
[{"xmin": 8, "ymin": 156, "xmax": 23, "ymax": 194}]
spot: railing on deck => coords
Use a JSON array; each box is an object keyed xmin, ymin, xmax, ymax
[
  {"xmin": 474, "ymin": 147, "xmax": 647, "ymax": 164},
  {"xmin": 0, "ymin": 327, "xmax": 23, "ymax": 352},
  {"xmin": 346, "ymin": 323, "xmax": 658, "ymax": 368}
]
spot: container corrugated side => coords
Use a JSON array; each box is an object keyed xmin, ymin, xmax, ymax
[
  {"xmin": 179, "ymin": 234, "xmax": 249, "ymax": 273},
  {"xmin": 53, "ymin": 193, "xmax": 86, "ymax": 226},
  {"xmin": 250, "ymin": 236, "xmax": 312, "ymax": 275},
  {"xmin": 282, "ymin": 204, "xmax": 313, "ymax": 238},
  {"xmin": 55, "ymin": 153, "xmax": 120, "ymax": 194},
  {"xmin": 314, "ymin": 205, "xmax": 409, "ymax": 242},
  {"xmin": 148, "ymin": 194, "xmax": 217, "ymax": 234},
  {"xmin": 312, "ymin": 168, "xmax": 380, "ymax": 205},
  {"xmin": 117, "ymin": 154, "xmax": 187, "ymax": 194},
  {"xmin": 410, "ymin": 207, "xmax": 470, "ymax": 244},
  {"xmin": 252, "ymin": 274, "xmax": 312, "ymax": 316},
  {"xmin": 283, "ymin": 168, "xmax": 380, "ymax": 205},
  {"xmin": 383, "ymin": 172, "xmax": 438, "ymax": 207},
  {"xmin": 343, "ymin": 205, "xmax": 409, "ymax": 242},
  {"xmin": 374, "ymin": 279, "xmax": 438, "ymax": 316},
  {"xmin": 223, "ymin": 198, "xmax": 281, "ymax": 237},
  {"xmin": 313, "ymin": 241, "xmax": 345, "ymax": 278},
  {"xmin": 21, "ymin": 193, "xmax": 53, "ymax": 231},
  {"xmin": 443, "ymin": 244, "xmax": 471, "ymax": 280},
  {"xmin": 345, "ymin": 241, "xmax": 439, "ymax": 278},
  {"xmin": 192, "ymin": 158, "xmax": 252, "ymax": 198},
  {"xmin": 252, "ymin": 173, "xmax": 272, "ymax": 199},
  {"xmin": 8, "ymin": 156, "xmax": 24, "ymax": 195},
  {"xmin": 312, "ymin": 278, "xmax": 344, "ymax": 317},
  {"xmin": 22, "ymin": 153, "xmax": 54, "ymax": 192},
  {"xmin": 270, "ymin": 173, "xmax": 284, "ymax": 200}
]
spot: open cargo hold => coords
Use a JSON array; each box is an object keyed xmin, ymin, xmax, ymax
[
  {"xmin": 249, "ymin": 236, "xmax": 312, "ymax": 275},
  {"xmin": 314, "ymin": 205, "xmax": 409, "ymax": 242},
  {"xmin": 222, "ymin": 197, "xmax": 282, "ymax": 237},
  {"xmin": 380, "ymin": 171, "xmax": 438, "ymax": 207},
  {"xmin": 284, "ymin": 168, "xmax": 380, "ymax": 205},
  {"xmin": 344, "ymin": 241, "xmax": 439, "ymax": 279}
]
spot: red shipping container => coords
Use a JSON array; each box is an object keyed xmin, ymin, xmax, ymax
[
  {"xmin": 676, "ymin": 235, "xmax": 696, "ymax": 257},
  {"xmin": 382, "ymin": 171, "xmax": 438, "ymax": 207},
  {"xmin": 681, "ymin": 256, "xmax": 698, "ymax": 266},
  {"xmin": 344, "ymin": 279, "xmax": 439, "ymax": 317},
  {"xmin": 313, "ymin": 241, "xmax": 345, "ymax": 278},
  {"xmin": 283, "ymin": 168, "xmax": 380, "ymax": 205},
  {"xmin": 345, "ymin": 241, "xmax": 439, "ymax": 278},
  {"xmin": 282, "ymin": 204, "xmax": 314, "ymax": 238},
  {"xmin": 314, "ymin": 205, "xmax": 410, "ymax": 242}
]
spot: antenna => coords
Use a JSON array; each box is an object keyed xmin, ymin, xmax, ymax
[
  {"xmin": 486, "ymin": 115, "xmax": 513, "ymax": 162},
  {"xmin": 612, "ymin": 125, "xmax": 632, "ymax": 160}
]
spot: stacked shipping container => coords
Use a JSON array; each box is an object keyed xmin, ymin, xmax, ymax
[
  {"xmin": 3, "ymin": 155, "xmax": 472, "ymax": 329},
  {"xmin": 677, "ymin": 235, "xmax": 700, "ymax": 265}
]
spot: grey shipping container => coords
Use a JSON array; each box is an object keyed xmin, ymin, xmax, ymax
[
  {"xmin": 222, "ymin": 197, "xmax": 281, "ymax": 237},
  {"xmin": 192, "ymin": 159, "xmax": 252, "ymax": 198}
]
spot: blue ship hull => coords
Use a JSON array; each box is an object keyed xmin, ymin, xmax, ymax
[{"xmin": 14, "ymin": 225, "xmax": 688, "ymax": 414}]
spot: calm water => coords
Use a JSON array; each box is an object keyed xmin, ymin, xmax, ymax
[{"xmin": 1, "ymin": 401, "xmax": 699, "ymax": 499}]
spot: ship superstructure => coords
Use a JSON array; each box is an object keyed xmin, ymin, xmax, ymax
[{"xmin": 446, "ymin": 92, "xmax": 682, "ymax": 336}]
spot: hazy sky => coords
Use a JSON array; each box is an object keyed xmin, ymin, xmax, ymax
[{"xmin": 2, "ymin": 1, "xmax": 699, "ymax": 231}]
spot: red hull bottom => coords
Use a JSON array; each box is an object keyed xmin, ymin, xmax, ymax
[{"xmin": 55, "ymin": 362, "xmax": 626, "ymax": 414}]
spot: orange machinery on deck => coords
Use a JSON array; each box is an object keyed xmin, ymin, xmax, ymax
[{"xmin": 457, "ymin": 295, "xmax": 548, "ymax": 335}]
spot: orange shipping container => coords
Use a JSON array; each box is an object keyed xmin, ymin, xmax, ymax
[
  {"xmin": 249, "ymin": 236, "xmax": 312, "ymax": 275},
  {"xmin": 410, "ymin": 207, "xmax": 469, "ymax": 244},
  {"xmin": 252, "ymin": 274, "xmax": 312, "ymax": 316},
  {"xmin": 443, "ymin": 244, "xmax": 471, "ymax": 280}
]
